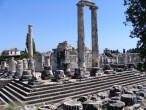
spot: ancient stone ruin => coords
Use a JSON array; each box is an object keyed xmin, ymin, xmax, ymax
[{"xmin": 0, "ymin": 0, "xmax": 145, "ymax": 110}]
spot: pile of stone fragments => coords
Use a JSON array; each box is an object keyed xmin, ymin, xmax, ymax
[{"xmin": 8, "ymin": 84, "xmax": 146, "ymax": 110}]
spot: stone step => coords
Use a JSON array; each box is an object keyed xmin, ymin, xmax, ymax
[
  {"xmin": 0, "ymin": 96, "xmax": 7, "ymax": 105},
  {"xmin": 25, "ymin": 74, "xmax": 141, "ymax": 100},
  {"xmin": 51, "ymin": 77, "xmax": 146, "ymax": 105},
  {"xmin": 33, "ymin": 77, "xmax": 146, "ymax": 106},
  {"xmin": 24, "ymin": 74, "xmax": 139, "ymax": 97},
  {"xmin": 26, "ymin": 73, "xmax": 134, "ymax": 93},
  {"xmin": 11, "ymin": 81, "xmax": 32, "ymax": 92},
  {"xmin": 4, "ymin": 73, "xmax": 141, "ymax": 100},
  {"xmin": 25, "ymin": 75, "xmax": 146, "ymax": 104},
  {"xmin": 1, "ymin": 88, "xmax": 21, "ymax": 103},
  {"xmin": 8, "ymin": 83, "xmax": 28, "ymax": 96},
  {"xmin": 13, "ymin": 72, "xmax": 133, "ymax": 92},
  {"xmin": 5, "ymin": 85, "xmax": 26, "ymax": 101},
  {"xmin": 12, "ymin": 74, "xmax": 111, "ymax": 93},
  {"xmin": 27, "ymin": 77, "xmax": 146, "ymax": 105},
  {"xmin": 0, "ymin": 91, "xmax": 14, "ymax": 105},
  {"xmin": 1, "ymin": 71, "xmax": 145, "ymax": 105},
  {"xmin": 14, "ymin": 80, "xmax": 34, "ymax": 88},
  {"xmin": 1, "ymin": 73, "xmax": 131, "ymax": 103},
  {"xmin": 15, "ymin": 74, "xmax": 116, "ymax": 89}
]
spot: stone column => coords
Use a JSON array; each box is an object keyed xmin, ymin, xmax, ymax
[
  {"xmin": 90, "ymin": 6, "xmax": 99, "ymax": 67},
  {"xmin": 28, "ymin": 25, "xmax": 35, "ymax": 77},
  {"xmin": 23, "ymin": 58, "xmax": 28, "ymax": 70},
  {"xmin": 116, "ymin": 57, "xmax": 118, "ymax": 64},
  {"xmin": 14, "ymin": 60, "xmax": 23, "ymax": 79},
  {"xmin": 1, "ymin": 61, "xmax": 7, "ymax": 71},
  {"xmin": 28, "ymin": 25, "xmax": 33, "ymax": 59},
  {"xmin": 77, "ymin": 3, "xmax": 85, "ymax": 69},
  {"xmin": 9, "ymin": 57, "xmax": 17, "ymax": 73}
]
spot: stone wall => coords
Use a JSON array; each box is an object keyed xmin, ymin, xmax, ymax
[
  {"xmin": 70, "ymin": 55, "xmax": 78, "ymax": 70},
  {"xmin": 35, "ymin": 52, "xmax": 51, "ymax": 72},
  {"xmin": 0, "ymin": 79, "xmax": 12, "ymax": 88},
  {"xmin": 34, "ymin": 41, "xmax": 141, "ymax": 71}
]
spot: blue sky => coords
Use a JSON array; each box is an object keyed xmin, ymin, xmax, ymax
[{"xmin": 0, "ymin": 0, "xmax": 138, "ymax": 53}]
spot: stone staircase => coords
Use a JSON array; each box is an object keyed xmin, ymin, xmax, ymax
[{"xmin": 0, "ymin": 71, "xmax": 146, "ymax": 105}]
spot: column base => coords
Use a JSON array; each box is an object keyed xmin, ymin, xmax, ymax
[
  {"xmin": 19, "ymin": 70, "xmax": 32, "ymax": 82},
  {"xmin": 104, "ymin": 70, "xmax": 114, "ymax": 74},
  {"xmin": 28, "ymin": 78, "xmax": 43, "ymax": 85},
  {"xmin": 73, "ymin": 68, "xmax": 85, "ymax": 79},
  {"xmin": 90, "ymin": 67, "xmax": 100, "ymax": 76}
]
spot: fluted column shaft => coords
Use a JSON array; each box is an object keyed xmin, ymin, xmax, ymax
[
  {"xmin": 91, "ymin": 6, "xmax": 99, "ymax": 67},
  {"xmin": 77, "ymin": 4, "xmax": 86, "ymax": 69},
  {"xmin": 28, "ymin": 25, "xmax": 33, "ymax": 59}
]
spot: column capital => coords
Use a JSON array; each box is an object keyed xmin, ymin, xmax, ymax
[
  {"xmin": 90, "ymin": 6, "xmax": 98, "ymax": 10},
  {"xmin": 76, "ymin": 2, "xmax": 84, "ymax": 7},
  {"xmin": 28, "ymin": 24, "xmax": 33, "ymax": 27}
]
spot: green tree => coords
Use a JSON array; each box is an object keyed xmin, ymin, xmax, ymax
[
  {"xmin": 1, "ymin": 50, "xmax": 6, "ymax": 56},
  {"xmin": 127, "ymin": 48, "xmax": 140, "ymax": 53},
  {"xmin": 116, "ymin": 49, "xmax": 119, "ymax": 53},
  {"xmin": 124, "ymin": 0, "xmax": 146, "ymax": 58},
  {"xmin": 26, "ymin": 33, "xmax": 36, "ymax": 55},
  {"xmin": 20, "ymin": 49, "xmax": 28, "ymax": 59},
  {"xmin": 123, "ymin": 49, "xmax": 126, "ymax": 53}
]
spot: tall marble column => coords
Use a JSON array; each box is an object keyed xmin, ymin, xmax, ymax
[
  {"xmin": 91, "ymin": 6, "xmax": 99, "ymax": 67},
  {"xmin": 28, "ymin": 25, "xmax": 33, "ymax": 59},
  {"xmin": 28, "ymin": 25, "xmax": 35, "ymax": 74},
  {"xmin": 77, "ymin": 3, "xmax": 85, "ymax": 69}
]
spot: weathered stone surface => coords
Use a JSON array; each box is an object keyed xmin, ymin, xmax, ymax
[
  {"xmin": 103, "ymin": 64, "xmax": 112, "ymax": 71},
  {"xmin": 41, "ymin": 66, "xmax": 53, "ymax": 80},
  {"xmin": 54, "ymin": 70, "xmax": 65, "ymax": 80},
  {"xmin": 19, "ymin": 70, "xmax": 32, "ymax": 81},
  {"xmin": 104, "ymin": 70, "xmax": 114, "ymax": 74},
  {"xmin": 123, "ymin": 86, "xmax": 134, "ymax": 94},
  {"xmin": 28, "ymin": 25, "xmax": 33, "ymax": 59},
  {"xmin": 56, "ymin": 107, "xmax": 64, "ymax": 110},
  {"xmin": 101, "ymin": 98, "xmax": 110, "ymax": 108},
  {"xmin": 63, "ymin": 100, "xmax": 83, "ymax": 110},
  {"xmin": 8, "ymin": 57, "xmax": 17, "ymax": 73},
  {"xmin": 126, "ymin": 104, "xmax": 143, "ymax": 110},
  {"xmin": 111, "ymin": 97, "xmax": 120, "ymax": 101},
  {"xmin": 28, "ymin": 77, "xmax": 43, "ymax": 85},
  {"xmin": 23, "ymin": 58, "xmax": 28, "ymax": 70},
  {"xmin": 136, "ymin": 91, "xmax": 146, "ymax": 98},
  {"xmin": 90, "ymin": 94, "xmax": 98, "ymax": 101},
  {"xmin": 91, "ymin": 6, "xmax": 99, "ymax": 67},
  {"xmin": 77, "ymin": 96, "xmax": 88, "ymax": 102},
  {"xmin": 28, "ymin": 59, "xmax": 35, "ymax": 72},
  {"xmin": 82, "ymin": 101, "xmax": 100, "ymax": 110},
  {"xmin": 64, "ymin": 67, "xmax": 71, "ymax": 77},
  {"xmin": 90, "ymin": 67, "xmax": 100, "ymax": 76},
  {"xmin": 115, "ymin": 68, "xmax": 124, "ymax": 72},
  {"xmin": 51, "ymin": 43, "xmax": 141, "ymax": 71},
  {"xmin": 77, "ymin": 3, "xmax": 86, "ymax": 70},
  {"xmin": 130, "ymin": 88, "xmax": 139, "ymax": 94},
  {"xmin": 61, "ymin": 97, "xmax": 72, "ymax": 104},
  {"xmin": 97, "ymin": 92, "xmax": 108, "ymax": 99},
  {"xmin": 121, "ymin": 94, "xmax": 136, "ymax": 106},
  {"xmin": 14, "ymin": 60, "xmax": 23, "ymax": 79},
  {"xmin": 73, "ymin": 68, "xmax": 84, "ymax": 79},
  {"xmin": 136, "ymin": 96, "xmax": 144, "ymax": 103},
  {"xmin": 1, "ymin": 61, "xmax": 7, "ymax": 71},
  {"xmin": 38, "ymin": 104, "xmax": 57, "ymax": 110},
  {"xmin": 109, "ymin": 85, "xmax": 122, "ymax": 97},
  {"xmin": 138, "ymin": 85, "xmax": 143, "ymax": 89},
  {"xmin": 107, "ymin": 100, "xmax": 125, "ymax": 110}
]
